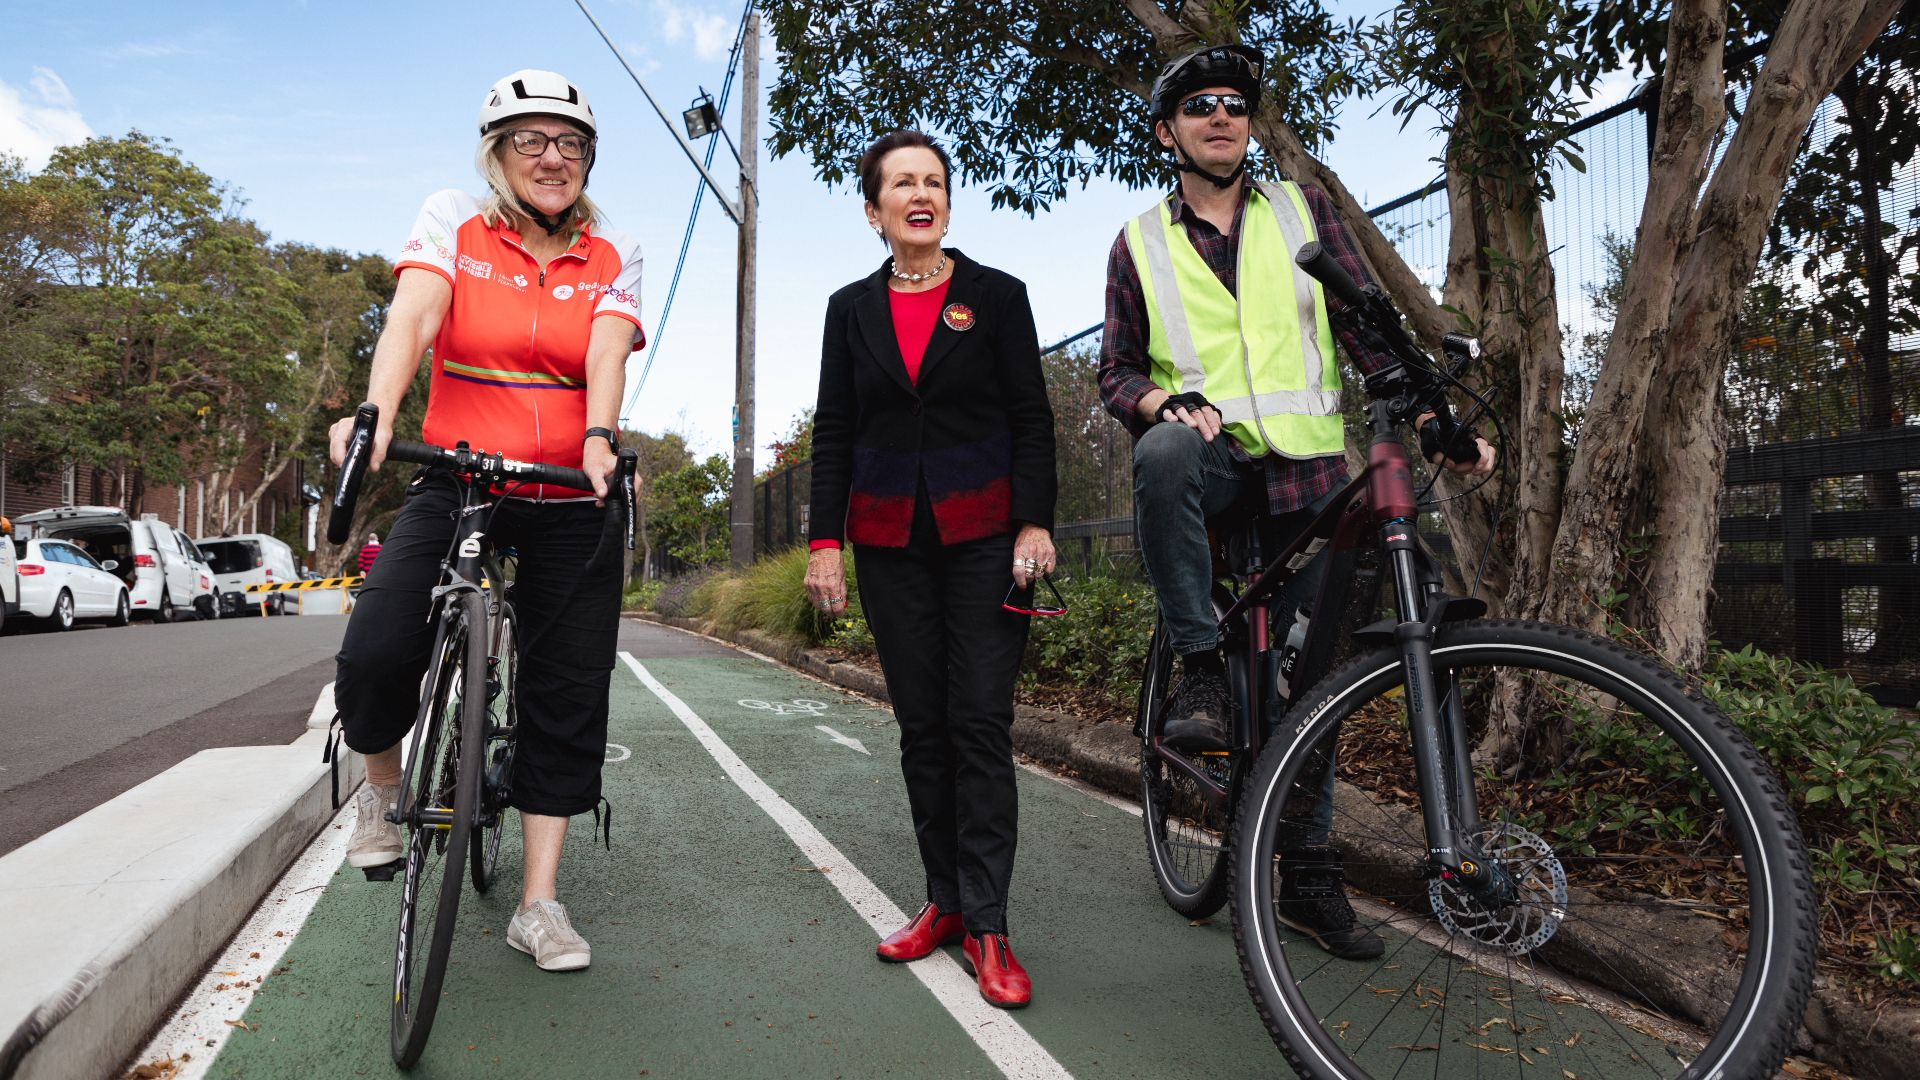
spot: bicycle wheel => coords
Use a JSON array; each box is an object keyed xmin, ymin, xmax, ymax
[
  {"xmin": 1140, "ymin": 617, "xmax": 1237, "ymax": 917},
  {"xmin": 472, "ymin": 598, "xmax": 518, "ymax": 894},
  {"xmin": 1232, "ymin": 619, "xmax": 1815, "ymax": 1080},
  {"xmin": 391, "ymin": 592, "xmax": 488, "ymax": 1068}
]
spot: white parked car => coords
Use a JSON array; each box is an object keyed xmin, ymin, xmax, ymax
[
  {"xmin": 14, "ymin": 506, "xmax": 203, "ymax": 623},
  {"xmin": 195, "ymin": 533, "xmax": 300, "ymax": 616},
  {"xmin": 12, "ymin": 536, "xmax": 131, "ymax": 630}
]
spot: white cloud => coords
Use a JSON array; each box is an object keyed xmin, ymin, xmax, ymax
[
  {"xmin": 0, "ymin": 67, "xmax": 91, "ymax": 169},
  {"xmin": 655, "ymin": 1, "xmax": 734, "ymax": 61}
]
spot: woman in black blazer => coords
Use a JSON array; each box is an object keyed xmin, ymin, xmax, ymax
[{"xmin": 804, "ymin": 130, "xmax": 1057, "ymax": 1009}]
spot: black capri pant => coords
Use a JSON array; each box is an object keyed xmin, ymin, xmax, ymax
[{"xmin": 334, "ymin": 469, "xmax": 622, "ymax": 817}]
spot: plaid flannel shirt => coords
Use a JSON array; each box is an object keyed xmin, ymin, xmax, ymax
[{"xmin": 1099, "ymin": 181, "xmax": 1394, "ymax": 513}]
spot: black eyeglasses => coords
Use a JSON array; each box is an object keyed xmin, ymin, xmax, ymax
[
  {"xmin": 1002, "ymin": 575, "xmax": 1067, "ymax": 617},
  {"xmin": 1179, "ymin": 93, "xmax": 1250, "ymax": 118},
  {"xmin": 508, "ymin": 130, "xmax": 595, "ymax": 160}
]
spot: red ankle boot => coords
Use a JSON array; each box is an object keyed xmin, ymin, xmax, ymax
[
  {"xmin": 877, "ymin": 901, "xmax": 964, "ymax": 962},
  {"xmin": 961, "ymin": 932, "xmax": 1031, "ymax": 1009}
]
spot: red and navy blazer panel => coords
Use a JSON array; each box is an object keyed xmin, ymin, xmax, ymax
[{"xmin": 810, "ymin": 249, "xmax": 1056, "ymax": 548}]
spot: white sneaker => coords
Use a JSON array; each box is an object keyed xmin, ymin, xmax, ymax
[
  {"xmin": 347, "ymin": 782, "xmax": 404, "ymax": 868},
  {"xmin": 508, "ymin": 899, "xmax": 592, "ymax": 972}
]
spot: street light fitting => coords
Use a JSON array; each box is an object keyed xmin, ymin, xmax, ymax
[{"xmin": 683, "ymin": 91, "xmax": 720, "ymax": 141}]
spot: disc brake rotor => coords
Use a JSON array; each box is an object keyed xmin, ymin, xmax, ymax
[{"xmin": 1428, "ymin": 821, "xmax": 1568, "ymax": 955}]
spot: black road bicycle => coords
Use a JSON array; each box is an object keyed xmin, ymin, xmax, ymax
[
  {"xmin": 1137, "ymin": 246, "xmax": 1816, "ymax": 1080},
  {"xmin": 327, "ymin": 402, "xmax": 635, "ymax": 1068}
]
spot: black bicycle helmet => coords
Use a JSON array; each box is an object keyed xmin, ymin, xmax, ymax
[{"xmin": 1149, "ymin": 43, "xmax": 1264, "ymax": 121}]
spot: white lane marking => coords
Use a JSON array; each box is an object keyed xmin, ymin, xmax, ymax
[
  {"xmin": 131, "ymin": 796, "xmax": 357, "ymax": 1080},
  {"xmin": 1016, "ymin": 761, "xmax": 1143, "ymax": 818},
  {"xmin": 620, "ymin": 652, "xmax": 1073, "ymax": 1080},
  {"xmin": 606, "ymin": 742, "xmax": 632, "ymax": 762},
  {"xmin": 814, "ymin": 724, "xmax": 870, "ymax": 755}
]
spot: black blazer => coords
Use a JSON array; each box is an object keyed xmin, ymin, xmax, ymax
[{"xmin": 809, "ymin": 249, "xmax": 1056, "ymax": 547}]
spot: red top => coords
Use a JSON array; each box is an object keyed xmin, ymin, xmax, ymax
[
  {"xmin": 811, "ymin": 279, "xmax": 953, "ymax": 552},
  {"xmin": 393, "ymin": 190, "xmax": 645, "ymax": 500},
  {"xmin": 886, "ymin": 280, "xmax": 951, "ymax": 386}
]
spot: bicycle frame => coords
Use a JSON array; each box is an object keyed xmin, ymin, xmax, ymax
[
  {"xmin": 1144, "ymin": 398, "xmax": 1501, "ymax": 897},
  {"xmin": 389, "ymin": 469, "xmax": 517, "ymax": 835}
]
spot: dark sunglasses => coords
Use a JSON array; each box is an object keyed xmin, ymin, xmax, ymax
[
  {"xmin": 1179, "ymin": 93, "xmax": 1250, "ymax": 118},
  {"xmin": 1002, "ymin": 574, "xmax": 1067, "ymax": 617},
  {"xmin": 508, "ymin": 129, "xmax": 595, "ymax": 160}
]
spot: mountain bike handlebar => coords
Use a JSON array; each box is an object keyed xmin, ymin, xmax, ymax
[
  {"xmin": 1293, "ymin": 241, "xmax": 1490, "ymax": 469},
  {"xmin": 325, "ymin": 402, "xmax": 637, "ymax": 573}
]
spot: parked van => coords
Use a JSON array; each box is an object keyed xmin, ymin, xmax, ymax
[
  {"xmin": 15, "ymin": 506, "xmax": 203, "ymax": 622},
  {"xmin": 195, "ymin": 533, "xmax": 299, "ymax": 616}
]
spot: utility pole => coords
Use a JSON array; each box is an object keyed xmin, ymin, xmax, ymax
[{"xmin": 729, "ymin": 12, "xmax": 759, "ymax": 569}]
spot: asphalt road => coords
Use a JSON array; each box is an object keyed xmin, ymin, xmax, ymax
[{"xmin": 0, "ymin": 613, "xmax": 346, "ymax": 853}]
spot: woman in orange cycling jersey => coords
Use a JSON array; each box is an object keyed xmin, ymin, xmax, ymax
[{"xmin": 327, "ymin": 69, "xmax": 642, "ymax": 973}]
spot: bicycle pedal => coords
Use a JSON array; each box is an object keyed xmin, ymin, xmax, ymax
[{"xmin": 362, "ymin": 858, "xmax": 404, "ymax": 882}]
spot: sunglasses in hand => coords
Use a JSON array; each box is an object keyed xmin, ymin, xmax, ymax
[{"xmin": 1002, "ymin": 574, "xmax": 1067, "ymax": 616}]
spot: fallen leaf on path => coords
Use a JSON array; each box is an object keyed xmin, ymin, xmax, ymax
[{"xmin": 1189, "ymin": 919, "xmax": 1212, "ymax": 926}]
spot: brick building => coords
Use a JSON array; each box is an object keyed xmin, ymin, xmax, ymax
[{"xmin": 0, "ymin": 446, "xmax": 309, "ymax": 555}]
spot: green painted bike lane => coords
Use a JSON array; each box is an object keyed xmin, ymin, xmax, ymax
[
  {"xmin": 207, "ymin": 626, "xmax": 1283, "ymax": 1080},
  {"xmin": 205, "ymin": 623, "xmax": 1651, "ymax": 1079}
]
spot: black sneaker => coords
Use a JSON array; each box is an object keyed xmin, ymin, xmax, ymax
[
  {"xmin": 1276, "ymin": 846, "xmax": 1385, "ymax": 959},
  {"xmin": 1162, "ymin": 671, "xmax": 1234, "ymax": 751}
]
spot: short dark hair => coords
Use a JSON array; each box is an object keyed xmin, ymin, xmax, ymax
[{"xmin": 857, "ymin": 130, "xmax": 953, "ymax": 206}]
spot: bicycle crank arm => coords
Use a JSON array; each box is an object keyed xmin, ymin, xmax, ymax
[{"xmin": 1149, "ymin": 737, "xmax": 1231, "ymax": 813}]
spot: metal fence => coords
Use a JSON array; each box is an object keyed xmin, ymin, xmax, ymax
[{"xmin": 754, "ymin": 458, "xmax": 812, "ymax": 557}]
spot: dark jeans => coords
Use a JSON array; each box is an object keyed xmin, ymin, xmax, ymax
[
  {"xmin": 855, "ymin": 490, "xmax": 1028, "ymax": 935},
  {"xmin": 334, "ymin": 469, "xmax": 622, "ymax": 818},
  {"xmin": 1133, "ymin": 421, "xmax": 1343, "ymax": 843}
]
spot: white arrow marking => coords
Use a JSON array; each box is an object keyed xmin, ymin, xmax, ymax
[{"xmin": 814, "ymin": 724, "xmax": 869, "ymax": 755}]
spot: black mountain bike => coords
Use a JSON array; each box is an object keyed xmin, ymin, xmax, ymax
[
  {"xmin": 327, "ymin": 402, "xmax": 635, "ymax": 1068},
  {"xmin": 1139, "ymin": 247, "xmax": 1816, "ymax": 1080}
]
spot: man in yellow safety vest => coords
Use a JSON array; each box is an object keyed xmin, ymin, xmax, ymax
[{"xmin": 1098, "ymin": 43, "xmax": 1493, "ymax": 959}]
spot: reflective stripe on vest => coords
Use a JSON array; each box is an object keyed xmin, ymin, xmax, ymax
[{"xmin": 1124, "ymin": 180, "xmax": 1344, "ymax": 460}]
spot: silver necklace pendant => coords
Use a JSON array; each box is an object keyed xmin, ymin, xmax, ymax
[{"xmin": 891, "ymin": 253, "xmax": 947, "ymax": 283}]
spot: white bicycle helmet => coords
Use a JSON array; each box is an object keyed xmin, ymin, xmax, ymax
[{"xmin": 479, "ymin": 70, "xmax": 597, "ymax": 137}]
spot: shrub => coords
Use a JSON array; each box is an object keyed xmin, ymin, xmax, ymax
[
  {"xmin": 692, "ymin": 545, "xmax": 856, "ymax": 646},
  {"xmin": 1021, "ymin": 575, "xmax": 1157, "ymax": 707},
  {"xmin": 1699, "ymin": 646, "xmax": 1920, "ymax": 932},
  {"xmin": 646, "ymin": 568, "xmax": 720, "ymax": 618}
]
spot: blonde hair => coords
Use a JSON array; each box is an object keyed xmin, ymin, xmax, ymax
[{"xmin": 475, "ymin": 126, "xmax": 602, "ymax": 244}]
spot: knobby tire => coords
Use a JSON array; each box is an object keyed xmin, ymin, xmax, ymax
[{"xmin": 1230, "ymin": 619, "xmax": 1816, "ymax": 1080}]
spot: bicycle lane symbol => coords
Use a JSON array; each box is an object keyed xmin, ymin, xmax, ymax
[
  {"xmin": 606, "ymin": 743, "xmax": 631, "ymax": 762},
  {"xmin": 737, "ymin": 698, "xmax": 832, "ymax": 717}
]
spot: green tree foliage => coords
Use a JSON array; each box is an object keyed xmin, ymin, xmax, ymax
[
  {"xmin": 764, "ymin": 0, "xmax": 1363, "ymax": 214},
  {"xmin": 1040, "ymin": 343, "xmax": 1131, "ymax": 524},
  {"xmin": 0, "ymin": 152, "xmax": 89, "ymax": 475},
  {"xmin": 648, "ymin": 453, "xmax": 732, "ymax": 566}
]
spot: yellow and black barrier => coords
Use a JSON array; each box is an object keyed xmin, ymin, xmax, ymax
[{"xmin": 244, "ymin": 577, "xmax": 365, "ymax": 593}]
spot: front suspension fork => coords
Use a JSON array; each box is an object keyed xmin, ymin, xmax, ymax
[{"xmin": 1385, "ymin": 528, "xmax": 1503, "ymax": 900}]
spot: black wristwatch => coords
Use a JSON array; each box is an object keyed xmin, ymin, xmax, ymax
[{"xmin": 583, "ymin": 427, "xmax": 618, "ymax": 451}]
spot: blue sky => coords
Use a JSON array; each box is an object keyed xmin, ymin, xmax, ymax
[{"xmin": 1, "ymin": 0, "xmax": 1477, "ymax": 461}]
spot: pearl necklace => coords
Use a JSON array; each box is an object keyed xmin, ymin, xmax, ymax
[{"xmin": 891, "ymin": 253, "xmax": 947, "ymax": 283}]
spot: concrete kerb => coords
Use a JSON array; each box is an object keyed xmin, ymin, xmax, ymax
[
  {"xmin": 0, "ymin": 719, "xmax": 361, "ymax": 1080},
  {"xmin": 621, "ymin": 608, "xmax": 1918, "ymax": 1080}
]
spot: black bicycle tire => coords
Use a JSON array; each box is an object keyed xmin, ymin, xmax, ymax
[
  {"xmin": 471, "ymin": 600, "xmax": 517, "ymax": 895},
  {"xmin": 1229, "ymin": 619, "xmax": 1816, "ymax": 1080},
  {"xmin": 1139, "ymin": 617, "xmax": 1236, "ymax": 917},
  {"xmin": 391, "ymin": 593, "xmax": 488, "ymax": 1068}
]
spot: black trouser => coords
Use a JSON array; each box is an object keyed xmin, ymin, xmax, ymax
[
  {"xmin": 855, "ymin": 488, "xmax": 1028, "ymax": 935},
  {"xmin": 335, "ymin": 469, "xmax": 622, "ymax": 818}
]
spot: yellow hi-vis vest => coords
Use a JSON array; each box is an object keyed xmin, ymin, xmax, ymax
[{"xmin": 1124, "ymin": 179, "xmax": 1343, "ymax": 460}]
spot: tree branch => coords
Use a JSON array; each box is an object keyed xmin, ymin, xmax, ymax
[{"xmin": 1118, "ymin": 0, "xmax": 1198, "ymax": 54}]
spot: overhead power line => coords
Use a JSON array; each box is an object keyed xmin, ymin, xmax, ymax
[{"xmin": 615, "ymin": 0, "xmax": 755, "ymax": 424}]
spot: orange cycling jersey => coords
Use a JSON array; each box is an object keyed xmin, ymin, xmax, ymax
[{"xmin": 394, "ymin": 190, "xmax": 643, "ymax": 500}]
